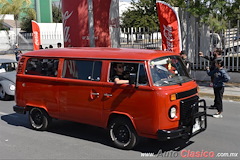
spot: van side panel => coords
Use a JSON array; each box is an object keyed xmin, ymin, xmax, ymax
[
  {"xmin": 58, "ymin": 79, "xmax": 104, "ymax": 126},
  {"xmin": 102, "ymin": 83, "xmax": 159, "ymax": 137},
  {"xmin": 17, "ymin": 75, "xmax": 59, "ymax": 118}
]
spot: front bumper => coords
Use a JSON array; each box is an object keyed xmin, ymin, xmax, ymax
[
  {"xmin": 13, "ymin": 105, "xmax": 27, "ymax": 114},
  {"xmin": 157, "ymin": 99, "xmax": 207, "ymax": 141}
]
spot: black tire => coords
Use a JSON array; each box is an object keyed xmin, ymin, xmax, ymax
[
  {"xmin": 109, "ymin": 117, "xmax": 138, "ymax": 150},
  {"xmin": 29, "ymin": 107, "xmax": 52, "ymax": 131},
  {"xmin": 0, "ymin": 85, "xmax": 11, "ymax": 101}
]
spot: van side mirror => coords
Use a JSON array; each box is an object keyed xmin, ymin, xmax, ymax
[{"xmin": 129, "ymin": 73, "xmax": 136, "ymax": 85}]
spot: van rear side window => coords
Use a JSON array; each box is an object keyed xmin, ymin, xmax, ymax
[
  {"xmin": 62, "ymin": 60, "xmax": 102, "ymax": 81},
  {"xmin": 25, "ymin": 58, "xmax": 59, "ymax": 77}
]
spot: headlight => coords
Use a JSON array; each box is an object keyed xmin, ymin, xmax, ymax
[
  {"xmin": 9, "ymin": 84, "xmax": 15, "ymax": 91},
  {"xmin": 169, "ymin": 106, "xmax": 177, "ymax": 119}
]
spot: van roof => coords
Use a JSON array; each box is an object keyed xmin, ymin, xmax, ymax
[{"xmin": 23, "ymin": 47, "xmax": 179, "ymax": 61}]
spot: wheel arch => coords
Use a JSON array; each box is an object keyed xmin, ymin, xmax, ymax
[
  {"xmin": 25, "ymin": 104, "xmax": 49, "ymax": 114},
  {"xmin": 107, "ymin": 112, "xmax": 137, "ymax": 132}
]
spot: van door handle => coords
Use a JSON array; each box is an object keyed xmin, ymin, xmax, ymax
[
  {"xmin": 90, "ymin": 92, "xmax": 99, "ymax": 100},
  {"xmin": 91, "ymin": 93, "xmax": 99, "ymax": 96},
  {"xmin": 104, "ymin": 93, "xmax": 112, "ymax": 98}
]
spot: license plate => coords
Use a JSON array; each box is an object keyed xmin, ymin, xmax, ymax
[{"xmin": 192, "ymin": 118, "xmax": 201, "ymax": 133}]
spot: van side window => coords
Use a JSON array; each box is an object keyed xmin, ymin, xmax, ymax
[
  {"xmin": 62, "ymin": 60, "xmax": 102, "ymax": 81},
  {"xmin": 25, "ymin": 58, "xmax": 59, "ymax": 77},
  {"xmin": 110, "ymin": 62, "xmax": 148, "ymax": 85}
]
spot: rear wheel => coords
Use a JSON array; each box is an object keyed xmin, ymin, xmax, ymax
[
  {"xmin": 109, "ymin": 117, "xmax": 138, "ymax": 150},
  {"xmin": 0, "ymin": 85, "xmax": 11, "ymax": 101},
  {"xmin": 29, "ymin": 107, "xmax": 52, "ymax": 131}
]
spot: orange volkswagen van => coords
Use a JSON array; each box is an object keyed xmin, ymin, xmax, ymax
[{"xmin": 13, "ymin": 48, "xmax": 206, "ymax": 149}]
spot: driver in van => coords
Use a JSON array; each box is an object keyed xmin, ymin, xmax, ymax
[
  {"xmin": 112, "ymin": 63, "xmax": 129, "ymax": 84},
  {"xmin": 151, "ymin": 65, "xmax": 170, "ymax": 83}
]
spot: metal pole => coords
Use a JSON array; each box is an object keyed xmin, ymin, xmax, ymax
[
  {"xmin": 237, "ymin": 20, "xmax": 239, "ymax": 71},
  {"xmin": 88, "ymin": 0, "xmax": 95, "ymax": 47},
  {"xmin": 35, "ymin": 0, "xmax": 41, "ymax": 22},
  {"xmin": 186, "ymin": 0, "xmax": 189, "ymax": 54}
]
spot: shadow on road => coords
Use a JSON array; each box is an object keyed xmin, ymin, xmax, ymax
[
  {"xmin": 1, "ymin": 113, "xmax": 29, "ymax": 128},
  {"xmin": 1, "ymin": 113, "xmax": 195, "ymax": 153}
]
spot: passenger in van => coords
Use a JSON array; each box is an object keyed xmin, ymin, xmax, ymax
[
  {"xmin": 151, "ymin": 65, "xmax": 170, "ymax": 83},
  {"xmin": 164, "ymin": 58, "xmax": 176, "ymax": 75},
  {"xmin": 112, "ymin": 63, "xmax": 129, "ymax": 84}
]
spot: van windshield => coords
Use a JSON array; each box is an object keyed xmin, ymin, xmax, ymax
[{"xmin": 150, "ymin": 56, "xmax": 191, "ymax": 86}]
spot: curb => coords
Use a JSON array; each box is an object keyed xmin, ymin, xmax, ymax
[{"xmin": 199, "ymin": 92, "xmax": 240, "ymax": 102}]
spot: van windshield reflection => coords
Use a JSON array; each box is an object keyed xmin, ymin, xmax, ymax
[{"xmin": 150, "ymin": 56, "xmax": 191, "ymax": 86}]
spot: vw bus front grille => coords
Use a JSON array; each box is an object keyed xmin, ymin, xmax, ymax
[{"xmin": 180, "ymin": 95, "xmax": 199, "ymax": 126}]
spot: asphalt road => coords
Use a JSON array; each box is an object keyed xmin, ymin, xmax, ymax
[{"xmin": 0, "ymin": 98, "xmax": 240, "ymax": 159}]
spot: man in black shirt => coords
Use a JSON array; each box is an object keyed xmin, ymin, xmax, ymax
[{"xmin": 112, "ymin": 63, "xmax": 129, "ymax": 84}]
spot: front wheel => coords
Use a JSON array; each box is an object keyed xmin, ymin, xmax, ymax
[
  {"xmin": 29, "ymin": 107, "xmax": 52, "ymax": 131},
  {"xmin": 109, "ymin": 117, "xmax": 138, "ymax": 150}
]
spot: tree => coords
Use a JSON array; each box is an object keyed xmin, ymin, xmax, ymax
[
  {"xmin": 0, "ymin": 0, "xmax": 32, "ymax": 43},
  {"xmin": 122, "ymin": 0, "xmax": 239, "ymax": 33},
  {"xmin": 52, "ymin": 3, "xmax": 62, "ymax": 23},
  {"xmin": 121, "ymin": 0, "xmax": 158, "ymax": 29},
  {"xmin": 164, "ymin": 0, "xmax": 240, "ymax": 33},
  {"xmin": 121, "ymin": 0, "xmax": 159, "ymax": 43},
  {"xmin": 20, "ymin": 8, "xmax": 36, "ymax": 32}
]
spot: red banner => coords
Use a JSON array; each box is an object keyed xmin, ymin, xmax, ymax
[
  {"xmin": 93, "ymin": 0, "xmax": 111, "ymax": 47},
  {"xmin": 62, "ymin": 0, "xmax": 112, "ymax": 47},
  {"xmin": 31, "ymin": 20, "xmax": 41, "ymax": 50},
  {"xmin": 156, "ymin": 1, "xmax": 182, "ymax": 54}
]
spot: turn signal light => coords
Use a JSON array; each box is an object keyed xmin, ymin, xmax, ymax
[{"xmin": 170, "ymin": 93, "xmax": 176, "ymax": 101}]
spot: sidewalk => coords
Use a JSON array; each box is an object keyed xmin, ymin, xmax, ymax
[{"xmin": 197, "ymin": 81, "xmax": 240, "ymax": 102}]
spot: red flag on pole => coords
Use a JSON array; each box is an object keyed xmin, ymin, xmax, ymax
[
  {"xmin": 31, "ymin": 20, "xmax": 41, "ymax": 50},
  {"xmin": 156, "ymin": 1, "xmax": 182, "ymax": 54},
  {"xmin": 61, "ymin": 0, "xmax": 114, "ymax": 47}
]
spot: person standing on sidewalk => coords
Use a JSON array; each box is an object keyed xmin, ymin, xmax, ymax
[
  {"xmin": 14, "ymin": 44, "xmax": 21, "ymax": 61},
  {"xmin": 206, "ymin": 59, "xmax": 230, "ymax": 118},
  {"xmin": 199, "ymin": 48, "xmax": 223, "ymax": 86}
]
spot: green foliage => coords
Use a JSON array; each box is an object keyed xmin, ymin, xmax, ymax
[
  {"xmin": 20, "ymin": 8, "xmax": 36, "ymax": 32},
  {"xmin": 122, "ymin": 0, "xmax": 240, "ymax": 33},
  {"xmin": 0, "ymin": 0, "xmax": 32, "ymax": 31},
  {"xmin": 0, "ymin": 0, "xmax": 31, "ymax": 21},
  {"xmin": 121, "ymin": 0, "xmax": 159, "ymax": 32},
  {"xmin": 52, "ymin": 3, "xmax": 62, "ymax": 23}
]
